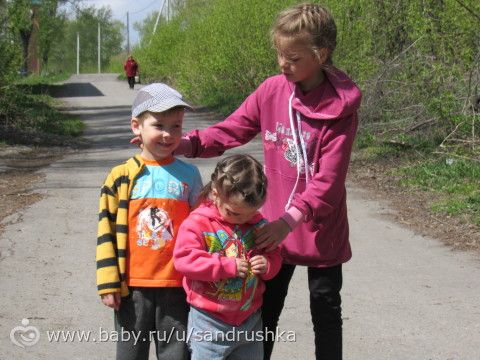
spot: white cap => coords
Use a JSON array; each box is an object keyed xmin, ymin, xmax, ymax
[{"xmin": 131, "ymin": 83, "xmax": 191, "ymax": 118}]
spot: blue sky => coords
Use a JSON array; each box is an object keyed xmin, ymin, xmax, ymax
[{"xmin": 80, "ymin": 0, "xmax": 164, "ymax": 46}]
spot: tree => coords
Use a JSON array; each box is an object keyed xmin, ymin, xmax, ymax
[
  {"xmin": 133, "ymin": 11, "xmax": 162, "ymax": 48},
  {"xmin": 7, "ymin": 0, "xmax": 35, "ymax": 75},
  {"xmin": 37, "ymin": 0, "xmax": 67, "ymax": 72},
  {"xmin": 5, "ymin": 0, "xmax": 74, "ymax": 75},
  {"xmin": 0, "ymin": 0, "xmax": 20, "ymax": 84},
  {"xmin": 58, "ymin": 5, "xmax": 123, "ymax": 73}
]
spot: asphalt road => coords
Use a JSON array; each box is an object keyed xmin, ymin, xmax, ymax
[{"xmin": 1, "ymin": 74, "xmax": 479, "ymax": 359}]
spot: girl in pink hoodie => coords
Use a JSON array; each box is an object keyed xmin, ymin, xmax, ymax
[
  {"xmin": 174, "ymin": 154, "xmax": 282, "ymax": 360},
  {"xmin": 175, "ymin": 4, "xmax": 362, "ymax": 359}
]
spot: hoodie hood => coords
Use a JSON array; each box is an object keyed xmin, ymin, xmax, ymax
[{"xmin": 290, "ymin": 67, "xmax": 362, "ymax": 121}]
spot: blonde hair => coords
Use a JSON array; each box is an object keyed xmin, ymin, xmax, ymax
[
  {"xmin": 199, "ymin": 154, "xmax": 268, "ymax": 207},
  {"xmin": 271, "ymin": 3, "xmax": 337, "ymax": 65}
]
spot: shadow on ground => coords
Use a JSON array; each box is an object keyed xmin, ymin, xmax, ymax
[{"xmin": 18, "ymin": 83, "xmax": 104, "ymax": 98}]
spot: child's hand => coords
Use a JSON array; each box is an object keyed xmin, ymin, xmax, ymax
[
  {"xmin": 130, "ymin": 136, "xmax": 143, "ymax": 148},
  {"xmin": 235, "ymin": 258, "xmax": 249, "ymax": 278},
  {"xmin": 255, "ymin": 219, "xmax": 290, "ymax": 252},
  {"xmin": 249, "ymin": 255, "xmax": 268, "ymax": 275},
  {"xmin": 101, "ymin": 292, "xmax": 121, "ymax": 311}
]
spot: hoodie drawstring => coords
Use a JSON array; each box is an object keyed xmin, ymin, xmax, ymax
[
  {"xmin": 296, "ymin": 111, "xmax": 310, "ymax": 183},
  {"xmin": 285, "ymin": 89, "xmax": 310, "ymax": 211}
]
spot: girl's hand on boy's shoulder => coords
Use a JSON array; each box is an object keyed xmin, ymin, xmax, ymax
[
  {"xmin": 249, "ymin": 255, "xmax": 268, "ymax": 275},
  {"xmin": 235, "ymin": 258, "xmax": 249, "ymax": 278},
  {"xmin": 254, "ymin": 219, "xmax": 290, "ymax": 252},
  {"xmin": 130, "ymin": 136, "xmax": 142, "ymax": 148},
  {"xmin": 100, "ymin": 292, "xmax": 121, "ymax": 310}
]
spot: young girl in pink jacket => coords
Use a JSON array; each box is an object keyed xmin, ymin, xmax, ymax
[
  {"xmin": 175, "ymin": 3, "xmax": 362, "ymax": 359},
  {"xmin": 174, "ymin": 154, "xmax": 282, "ymax": 360}
]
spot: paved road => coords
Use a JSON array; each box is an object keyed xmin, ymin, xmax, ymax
[{"xmin": 1, "ymin": 74, "xmax": 479, "ymax": 359}]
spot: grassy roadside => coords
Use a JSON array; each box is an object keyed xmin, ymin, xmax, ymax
[
  {"xmin": 0, "ymin": 73, "xmax": 84, "ymax": 146},
  {"xmin": 0, "ymin": 73, "xmax": 85, "ymax": 235},
  {"xmin": 352, "ymin": 128, "xmax": 480, "ymax": 244}
]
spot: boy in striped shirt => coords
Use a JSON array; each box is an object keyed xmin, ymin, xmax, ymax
[{"xmin": 96, "ymin": 83, "xmax": 202, "ymax": 360}]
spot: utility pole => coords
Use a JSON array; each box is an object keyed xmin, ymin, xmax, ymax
[
  {"xmin": 152, "ymin": 0, "xmax": 167, "ymax": 36},
  {"xmin": 97, "ymin": 22, "xmax": 101, "ymax": 74},
  {"xmin": 76, "ymin": 32, "xmax": 80, "ymax": 75},
  {"xmin": 166, "ymin": 0, "xmax": 169, "ymax": 22},
  {"xmin": 126, "ymin": 11, "xmax": 130, "ymax": 54}
]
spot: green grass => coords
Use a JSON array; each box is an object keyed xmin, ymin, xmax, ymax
[
  {"xmin": 354, "ymin": 127, "xmax": 480, "ymax": 228},
  {"xmin": 398, "ymin": 158, "xmax": 480, "ymax": 226},
  {"xmin": 27, "ymin": 94, "xmax": 84, "ymax": 137},
  {"xmin": 1, "ymin": 73, "xmax": 85, "ymax": 145},
  {"xmin": 105, "ymin": 53, "xmax": 126, "ymax": 74},
  {"xmin": 15, "ymin": 72, "xmax": 71, "ymax": 86}
]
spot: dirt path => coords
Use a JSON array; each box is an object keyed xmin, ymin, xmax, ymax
[{"xmin": 1, "ymin": 74, "xmax": 479, "ymax": 359}]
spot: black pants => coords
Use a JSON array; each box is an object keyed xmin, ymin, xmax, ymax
[
  {"xmin": 115, "ymin": 287, "xmax": 190, "ymax": 360},
  {"xmin": 262, "ymin": 264, "xmax": 343, "ymax": 360},
  {"xmin": 127, "ymin": 76, "xmax": 135, "ymax": 89}
]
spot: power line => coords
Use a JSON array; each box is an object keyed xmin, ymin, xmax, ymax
[{"xmin": 129, "ymin": 0, "xmax": 159, "ymax": 16}]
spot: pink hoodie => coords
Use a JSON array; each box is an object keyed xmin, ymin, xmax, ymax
[
  {"xmin": 174, "ymin": 202, "xmax": 282, "ymax": 326},
  {"xmin": 183, "ymin": 69, "xmax": 362, "ymax": 267}
]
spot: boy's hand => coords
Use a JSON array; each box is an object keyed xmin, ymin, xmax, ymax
[
  {"xmin": 249, "ymin": 255, "xmax": 268, "ymax": 275},
  {"xmin": 235, "ymin": 258, "xmax": 249, "ymax": 278},
  {"xmin": 101, "ymin": 292, "xmax": 121, "ymax": 311},
  {"xmin": 254, "ymin": 219, "xmax": 290, "ymax": 252}
]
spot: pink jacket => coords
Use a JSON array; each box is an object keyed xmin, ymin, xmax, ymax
[
  {"xmin": 183, "ymin": 69, "xmax": 362, "ymax": 267},
  {"xmin": 174, "ymin": 202, "xmax": 282, "ymax": 326}
]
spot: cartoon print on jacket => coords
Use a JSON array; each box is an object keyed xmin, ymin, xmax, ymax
[
  {"xmin": 136, "ymin": 207, "xmax": 173, "ymax": 250},
  {"xmin": 265, "ymin": 122, "xmax": 313, "ymax": 174},
  {"xmin": 201, "ymin": 220, "xmax": 266, "ymax": 309}
]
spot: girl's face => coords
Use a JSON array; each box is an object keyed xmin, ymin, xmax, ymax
[
  {"xmin": 212, "ymin": 188, "xmax": 262, "ymax": 225},
  {"xmin": 275, "ymin": 35, "xmax": 328, "ymax": 92}
]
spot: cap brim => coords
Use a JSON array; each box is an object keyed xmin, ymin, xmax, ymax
[{"xmin": 132, "ymin": 99, "xmax": 192, "ymax": 118}]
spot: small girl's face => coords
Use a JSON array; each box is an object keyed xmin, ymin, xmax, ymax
[
  {"xmin": 275, "ymin": 35, "xmax": 328, "ymax": 92},
  {"xmin": 212, "ymin": 189, "xmax": 261, "ymax": 225}
]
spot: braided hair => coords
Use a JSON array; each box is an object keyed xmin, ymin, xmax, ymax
[
  {"xmin": 198, "ymin": 154, "xmax": 268, "ymax": 208},
  {"xmin": 271, "ymin": 3, "xmax": 337, "ymax": 65}
]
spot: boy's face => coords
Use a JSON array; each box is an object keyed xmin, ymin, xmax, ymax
[{"xmin": 131, "ymin": 108, "xmax": 184, "ymax": 161}]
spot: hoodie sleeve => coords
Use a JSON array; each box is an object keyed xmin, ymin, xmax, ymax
[
  {"xmin": 174, "ymin": 215, "xmax": 238, "ymax": 281},
  {"xmin": 290, "ymin": 112, "xmax": 358, "ymax": 221},
  {"xmin": 183, "ymin": 82, "xmax": 266, "ymax": 158}
]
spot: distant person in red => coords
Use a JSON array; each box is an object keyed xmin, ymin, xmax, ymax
[{"xmin": 124, "ymin": 56, "xmax": 138, "ymax": 89}]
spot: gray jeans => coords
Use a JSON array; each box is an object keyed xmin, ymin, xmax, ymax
[
  {"xmin": 115, "ymin": 287, "xmax": 190, "ymax": 360},
  {"xmin": 188, "ymin": 306, "xmax": 263, "ymax": 360}
]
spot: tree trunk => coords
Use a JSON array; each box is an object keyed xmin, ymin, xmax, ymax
[{"xmin": 20, "ymin": 29, "xmax": 32, "ymax": 75}]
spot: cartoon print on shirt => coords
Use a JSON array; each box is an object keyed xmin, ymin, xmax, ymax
[
  {"xmin": 201, "ymin": 220, "xmax": 266, "ymax": 308},
  {"xmin": 136, "ymin": 207, "xmax": 173, "ymax": 250}
]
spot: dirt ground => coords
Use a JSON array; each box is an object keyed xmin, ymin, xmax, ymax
[
  {"xmin": 0, "ymin": 144, "xmax": 479, "ymax": 255},
  {"xmin": 349, "ymin": 156, "xmax": 480, "ymax": 255},
  {"xmin": 0, "ymin": 146, "xmax": 66, "ymax": 233}
]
